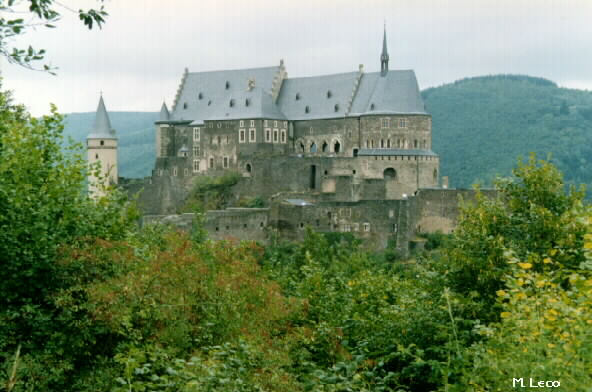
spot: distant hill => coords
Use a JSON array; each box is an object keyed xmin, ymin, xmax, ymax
[
  {"xmin": 65, "ymin": 76, "xmax": 592, "ymax": 189},
  {"xmin": 63, "ymin": 112, "xmax": 158, "ymax": 178},
  {"xmin": 423, "ymin": 75, "xmax": 592, "ymax": 190}
]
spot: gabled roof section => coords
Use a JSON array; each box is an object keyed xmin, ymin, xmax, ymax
[
  {"xmin": 88, "ymin": 96, "xmax": 117, "ymax": 139},
  {"xmin": 350, "ymin": 70, "xmax": 427, "ymax": 115},
  {"xmin": 204, "ymin": 87, "xmax": 286, "ymax": 121},
  {"xmin": 170, "ymin": 65, "xmax": 282, "ymax": 122},
  {"xmin": 277, "ymin": 72, "xmax": 359, "ymax": 120}
]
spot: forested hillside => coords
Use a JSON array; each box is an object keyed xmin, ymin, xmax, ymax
[
  {"xmin": 63, "ymin": 112, "xmax": 158, "ymax": 178},
  {"xmin": 423, "ymin": 75, "xmax": 592, "ymax": 189}
]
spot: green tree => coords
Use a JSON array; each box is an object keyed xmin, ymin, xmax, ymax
[
  {"xmin": 0, "ymin": 87, "xmax": 136, "ymax": 387},
  {"xmin": 447, "ymin": 154, "xmax": 587, "ymax": 320}
]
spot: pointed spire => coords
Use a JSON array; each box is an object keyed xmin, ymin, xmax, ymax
[
  {"xmin": 381, "ymin": 23, "xmax": 389, "ymax": 76},
  {"xmin": 159, "ymin": 101, "xmax": 170, "ymax": 121},
  {"xmin": 88, "ymin": 95, "xmax": 116, "ymax": 139}
]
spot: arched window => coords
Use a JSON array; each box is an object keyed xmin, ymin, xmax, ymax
[
  {"xmin": 387, "ymin": 139, "xmax": 391, "ymax": 148},
  {"xmin": 333, "ymin": 141, "xmax": 341, "ymax": 153},
  {"xmin": 299, "ymin": 142, "xmax": 305, "ymax": 153},
  {"xmin": 380, "ymin": 139, "xmax": 384, "ymax": 148},
  {"xmin": 384, "ymin": 168, "xmax": 397, "ymax": 179},
  {"xmin": 414, "ymin": 139, "xmax": 418, "ymax": 148},
  {"xmin": 322, "ymin": 141, "xmax": 328, "ymax": 152},
  {"xmin": 310, "ymin": 142, "xmax": 317, "ymax": 153}
]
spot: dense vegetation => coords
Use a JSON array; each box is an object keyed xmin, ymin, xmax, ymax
[
  {"xmin": 2, "ymin": 85, "xmax": 592, "ymax": 391},
  {"xmin": 423, "ymin": 75, "xmax": 592, "ymax": 189}
]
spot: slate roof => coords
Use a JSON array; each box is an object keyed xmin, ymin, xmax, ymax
[
  {"xmin": 88, "ymin": 96, "xmax": 117, "ymax": 139},
  {"xmin": 349, "ymin": 71, "xmax": 426, "ymax": 115},
  {"xmin": 167, "ymin": 65, "xmax": 427, "ymax": 123},
  {"xmin": 277, "ymin": 72, "xmax": 359, "ymax": 120},
  {"xmin": 357, "ymin": 148, "xmax": 437, "ymax": 157},
  {"xmin": 170, "ymin": 66, "xmax": 281, "ymax": 122}
]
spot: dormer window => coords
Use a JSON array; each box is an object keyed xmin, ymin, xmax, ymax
[
  {"xmin": 370, "ymin": 103, "xmax": 375, "ymax": 110},
  {"xmin": 334, "ymin": 104, "xmax": 339, "ymax": 112},
  {"xmin": 183, "ymin": 102, "xmax": 188, "ymax": 109},
  {"xmin": 295, "ymin": 93, "xmax": 300, "ymax": 100},
  {"xmin": 229, "ymin": 99, "xmax": 235, "ymax": 107},
  {"xmin": 198, "ymin": 92, "xmax": 203, "ymax": 100},
  {"xmin": 245, "ymin": 98, "xmax": 250, "ymax": 107},
  {"xmin": 208, "ymin": 100, "xmax": 212, "ymax": 106},
  {"xmin": 305, "ymin": 106, "xmax": 310, "ymax": 114},
  {"xmin": 225, "ymin": 81, "xmax": 230, "ymax": 89},
  {"xmin": 327, "ymin": 90, "xmax": 332, "ymax": 98}
]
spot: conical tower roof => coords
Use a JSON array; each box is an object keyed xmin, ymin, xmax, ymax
[
  {"xmin": 88, "ymin": 95, "xmax": 117, "ymax": 139},
  {"xmin": 159, "ymin": 101, "xmax": 170, "ymax": 121}
]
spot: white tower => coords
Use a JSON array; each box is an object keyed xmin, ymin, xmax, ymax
[{"xmin": 87, "ymin": 95, "xmax": 118, "ymax": 198}]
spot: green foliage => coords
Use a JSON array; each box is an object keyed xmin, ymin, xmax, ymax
[
  {"xmin": 0, "ymin": 0, "xmax": 108, "ymax": 71},
  {"xmin": 180, "ymin": 171, "xmax": 241, "ymax": 213},
  {"xmin": 446, "ymin": 155, "xmax": 587, "ymax": 321},
  {"xmin": 423, "ymin": 74, "xmax": 592, "ymax": 192},
  {"xmin": 0, "ymin": 87, "xmax": 136, "ymax": 390}
]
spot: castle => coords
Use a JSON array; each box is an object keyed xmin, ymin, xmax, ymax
[{"xmin": 88, "ymin": 29, "xmax": 487, "ymax": 253}]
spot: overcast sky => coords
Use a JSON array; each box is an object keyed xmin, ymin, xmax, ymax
[{"xmin": 1, "ymin": 0, "xmax": 591, "ymax": 116}]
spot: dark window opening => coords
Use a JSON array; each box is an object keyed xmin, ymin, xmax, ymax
[
  {"xmin": 225, "ymin": 81, "xmax": 230, "ymax": 89},
  {"xmin": 384, "ymin": 168, "xmax": 397, "ymax": 179},
  {"xmin": 226, "ymin": 226, "xmax": 230, "ymax": 230},
  {"xmin": 353, "ymin": 148, "xmax": 358, "ymax": 157},
  {"xmin": 295, "ymin": 93, "xmax": 300, "ymax": 100},
  {"xmin": 370, "ymin": 103, "xmax": 375, "ymax": 110},
  {"xmin": 198, "ymin": 92, "xmax": 203, "ymax": 100},
  {"xmin": 327, "ymin": 90, "xmax": 332, "ymax": 98},
  {"xmin": 183, "ymin": 102, "xmax": 188, "ymax": 109},
  {"xmin": 310, "ymin": 142, "xmax": 317, "ymax": 153},
  {"xmin": 244, "ymin": 224, "xmax": 247, "ymax": 228},
  {"xmin": 324, "ymin": 170, "xmax": 328, "ymax": 175},
  {"xmin": 260, "ymin": 222, "xmax": 264, "ymax": 228},
  {"xmin": 334, "ymin": 141, "xmax": 341, "ymax": 153},
  {"xmin": 229, "ymin": 99, "xmax": 234, "ymax": 107},
  {"xmin": 215, "ymin": 227, "xmax": 219, "ymax": 231},
  {"xmin": 245, "ymin": 98, "xmax": 250, "ymax": 107},
  {"xmin": 305, "ymin": 106, "xmax": 310, "ymax": 113},
  {"xmin": 207, "ymin": 100, "xmax": 212, "ymax": 106},
  {"xmin": 316, "ymin": 219, "xmax": 320, "ymax": 227},
  {"xmin": 353, "ymin": 169, "xmax": 356, "ymax": 174},
  {"xmin": 300, "ymin": 222, "xmax": 304, "ymax": 228},
  {"xmin": 95, "ymin": 154, "xmax": 99, "ymax": 159},
  {"xmin": 100, "ymin": 140, "xmax": 104, "ymax": 146},
  {"xmin": 299, "ymin": 142, "xmax": 305, "ymax": 153},
  {"xmin": 310, "ymin": 165, "xmax": 317, "ymax": 189},
  {"xmin": 322, "ymin": 141, "xmax": 328, "ymax": 152},
  {"xmin": 334, "ymin": 104, "xmax": 339, "ymax": 112},
  {"xmin": 246, "ymin": 163, "xmax": 252, "ymax": 173}
]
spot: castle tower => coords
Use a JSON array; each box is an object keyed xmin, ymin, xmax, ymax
[
  {"xmin": 87, "ymin": 95, "xmax": 118, "ymax": 198},
  {"xmin": 380, "ymin": 25, "xmax": 389, "ymax": 76}
]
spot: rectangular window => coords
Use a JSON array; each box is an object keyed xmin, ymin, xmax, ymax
[
  {"xmin": 274, "ymin": 120, "xmax": 278, "ymax": 127},
  {"xmin": 209, "ymin": 158, "xmax": 214, "ymax": 169},
  {"xmin": 239, "ymin": 129, "xmax": 246, "ymax": 143},
  {"xmin": 193, "ymin": 127, "xmax": 200, "ymax": 141},
  {"xmin": 264, "ymin": 120, "xmax": 268, "ymax": 127},
  {"xmin": 283, "ymin": 121, "xmax": 288, "ymax": 128},
  {"xmin": 250, "ymin": 120, "xmax": 255, "ymax": 127},
  {"xmin": 280, "ymin": 129, "xmax": 286, "ymax": 143},
  {"xmin": 173, "ymin": 167, "xmax": 178, "ymax": 176},
  {"xmin": 249, "ymin": 128, "xmax": 256, "ymax": 142},
  {"xmin": 273, "ymin": 128, "xmax": 278, "ymax": 143},
  {"xmin": 364, "ymin": 222, "xmax": 371, "ymax": 232},
  {"xmin": 239, "ymin": 120, "xmax": 244, "ymax": 127},
  {"xmin": 208, "ymin": 122, "xmax": 213, "ymax": 128},
  {"xmin": 217, "ymin": 122, "xmax": 222, "ymax": 128},
  {"xmin": 223, "ymin": 157, "xmax": 229, "ymax": 168},
  {"xmin": 382, "ymin": 118, "xmax": 390, "ymax": 128},
  {"xmin": 265, "ymin": 128, "xmax": 271, "ymax": 142},
  {"xmin": 399, "ymin": 118, "xmax": 407, "ymax": 128},
  {"xmin": 193, "ymin": 146, "xmax": 200, "ymax": 157}
]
